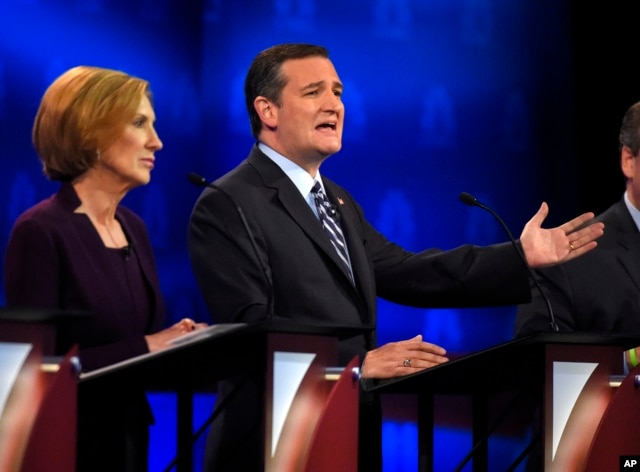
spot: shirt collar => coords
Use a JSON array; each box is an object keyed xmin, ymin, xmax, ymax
[
  {"xmin": 624, "ymin": 191, "xmax": 640, "ymax": 231},
  {"xmin": 258, "ymin": 142, "xmax": 322, "ymax": 197}
]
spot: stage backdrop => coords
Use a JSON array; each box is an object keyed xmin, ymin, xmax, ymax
[{"xmin": 0, "ymin": 0, "xmax": 578, "ymax": 470}]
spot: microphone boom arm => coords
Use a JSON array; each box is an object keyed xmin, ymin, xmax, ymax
[
  {"xmin": 188, "ymin": 172, "xmax": 273, "ymax": 320},
  {"xmin": 459, "ymin": 192, "xmax": 559, "ymax": 332}
]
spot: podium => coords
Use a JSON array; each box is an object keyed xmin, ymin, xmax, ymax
[
  {"xmin": 0, "ymin": 308, "xmax": 82, "ymax": 472},
  {"xmin": 365, "ymin": 332, "xmax": 640, "ymax": 472},
  {"xmin": 0, "ymin": 342, "xmax": 79, "ymax": 472},
  {"xmin": 0, "ymin": 307, "xmax": 87, "ymax": 356},
  {"xmin": 80, "ymin": 320, "xmax": 365, "ymax": 471}
]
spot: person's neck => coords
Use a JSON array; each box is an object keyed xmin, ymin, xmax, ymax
[
  {"xmin": 72, "ymin": 175, "xmax": 130, "ymax": 248},
  {"xmin": 72, "ymin": 173, "xmax": 124, "ymax": 224},
  {"xmin": 258, "ymin": 140, "xmax": 324, "ymax": 178}
]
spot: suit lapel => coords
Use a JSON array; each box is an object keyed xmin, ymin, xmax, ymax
[
  {"xmin": 246, "ymin": 146, "xmax": 377, "ymax": 324},
  {"xmin": 609, "ymin": 200, "xmax": 640, "ymax": 292},
  {"xmin": 617, "ymin": 232, "xmax": 640, "ymax": 291},
  {"xmin": 323, "ymin": 182, "xmax": 377, "ymax": 310},
  {"xmin": 324, "ymin": 185, "xmax": 365, "ymax": 276},
  {"xmin": 247, "ymin": 148, "xmax": 356, "ymax": 286}
]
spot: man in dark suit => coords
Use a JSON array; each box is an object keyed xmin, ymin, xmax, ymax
[
  {"xmin": 513, "ymin": 101, "xmax": 640, "ymax": 472},
  {"xmin": 187, "ymin": 43, "xmax": 604, "ymax": 472},
  {"xmin": 515, "ymin": 100, "xmax": 640, "ymax": 357}
]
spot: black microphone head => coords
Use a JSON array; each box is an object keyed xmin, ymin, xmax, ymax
[
  {"xmin": 459, "ymin": 192, "xmax": 478, "ymax": 206},
  {"xmin": 187, "ymin": 172, "xmax": 208, "ymax": 187}
]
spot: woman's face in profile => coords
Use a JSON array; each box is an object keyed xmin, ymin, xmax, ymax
[{"xmin": 97, "ymin": 95, "xmax": 163, "ymax": 189}]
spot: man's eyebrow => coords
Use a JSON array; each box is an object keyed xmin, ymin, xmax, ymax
[
  {"xmin": 300, "ymin": 80, "xmax": 344, "ymax": 91},
  {"xmin": 301, "ymin": 81, "xmax": 324, "ymax": 91}
]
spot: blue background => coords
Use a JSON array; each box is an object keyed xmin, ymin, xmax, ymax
[{"xmin": 0, "ymin": 0, "xmax": 636, "ymax": 470}]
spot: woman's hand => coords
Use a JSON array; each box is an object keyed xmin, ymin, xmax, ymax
[{"xmin": 145, "ymin": 318, "xmax": 208, "ymax": 352}]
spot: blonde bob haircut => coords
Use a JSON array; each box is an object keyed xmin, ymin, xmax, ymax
[{"xmin": 32, "ymin": 65, "xmax": 152, "ymax": 181}]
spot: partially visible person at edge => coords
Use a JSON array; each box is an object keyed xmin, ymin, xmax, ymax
[
  {"xmin": 516, "ymin": 101, "xmax": 640, "ymax": 348},
  {"xmin": 514, "ymin": 101, "xmax": 640, "ymax": 470},
  {"xmin": 187, "ymin": 43, "xmax": 604, "ymax": 472},
  {"xmin": 3, "ymin": 66, "xmax": 207, "ymax": 472}
]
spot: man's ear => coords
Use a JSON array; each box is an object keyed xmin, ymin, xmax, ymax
[
  {"xmin": 255, "ymin": 96, "xmax": 277, "ymax": 129},
  {"xmin": 621, "ymin": 145, "xmax": 636, "ymax": 179}
]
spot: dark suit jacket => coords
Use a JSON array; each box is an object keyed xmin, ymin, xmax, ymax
[
  {"xmin": 4, "ymin": 182, "xmax": 165, "ymax": 367},
  {"xmin": 188, "ymin": 145, "xmax": 533, "ymax": 471},
  {"xmin": 515, "ymin": 198, "xmax": 640, "ymax": 337},
  {"xmin": 4, "ymin": 182, "xmax": 165, "ymax": 471}
]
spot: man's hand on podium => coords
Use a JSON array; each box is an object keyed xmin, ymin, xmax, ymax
[
  {"xmin": 145, "ymin": 318, "xmax": 209, "ymax": 352},
  {"xmin": 360, "ymin": 334, "xmax": 449, "ymax": 379}
]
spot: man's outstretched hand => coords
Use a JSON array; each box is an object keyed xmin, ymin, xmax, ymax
[{"xmin": 520, "ymin": 202, "xmax": 604, "ymax": 269}]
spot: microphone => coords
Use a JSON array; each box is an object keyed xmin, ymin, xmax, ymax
[
  {"xmin": 121, "ymin": 244, "xmax": 132, "ymax": 260},
  {"xmin": 459, "ymin": 192, "xmax": 559, "ymax": 332},
  {"xmin": 187, "ymin": 172, "xmax": 273, "ymax": 320}
]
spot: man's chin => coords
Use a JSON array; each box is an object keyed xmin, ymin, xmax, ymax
[{"xmin": 320, "ymin": 143, "xmax": 342, "ymax": 157}]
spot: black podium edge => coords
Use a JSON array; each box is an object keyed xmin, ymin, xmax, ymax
[
  {"xmin": 0, "ymin": 307, "xmax": 89, "ymax": 323},
  {"xmin": 364, "ymin": 332, "xmax": 640, "ymax": 394},
  {"xmin": 79, "ymin": 320, "xmax": 373, "ymax": 384}
]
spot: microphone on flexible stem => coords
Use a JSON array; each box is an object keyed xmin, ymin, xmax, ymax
[
  {"xmin": 169, "ymin": 173, "xmax": 270, "ymax": 472},
  {"xmin": 187, "ymin": 172, "xmax": 274, "ymax": 320},
  {"xmin": 459, "ymin": 192, "xmax": 559, "ymax": 332}
]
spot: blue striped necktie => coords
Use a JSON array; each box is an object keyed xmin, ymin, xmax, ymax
[{"xmin": 311, "ymin": 181, "xmax": 353, "ymax": 282}]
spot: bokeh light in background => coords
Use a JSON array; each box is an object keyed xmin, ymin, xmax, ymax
[{"xmin": 0, "ymin": 0, "xmax": 579, "ymax": 470}]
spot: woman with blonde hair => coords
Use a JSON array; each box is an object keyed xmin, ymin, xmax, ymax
[{"xmin": 4, "ymin": 66, "xmax": 205, "ymax": 472}]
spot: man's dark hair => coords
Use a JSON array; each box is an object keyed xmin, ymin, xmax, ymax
[
  {"xmin": 244, "ymin": 43, "xmax": 329, "ymax": 138},
  {"xmin": 619, "ymin": 101, "xmax": 640, "ymax": 156}
]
